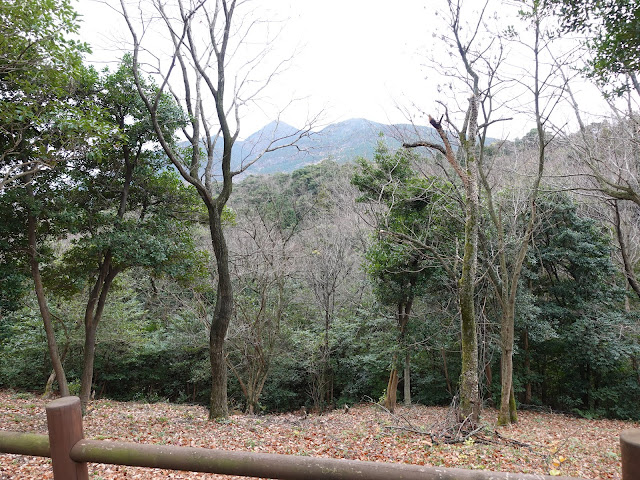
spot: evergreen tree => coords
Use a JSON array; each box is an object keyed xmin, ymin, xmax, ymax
[{"xmin": 520, "ymin": 193, "xmax": 639, "ymax": 417}]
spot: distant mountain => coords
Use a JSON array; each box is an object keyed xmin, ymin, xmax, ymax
[
  {"xmin": 229, "ymin": 118, "xmax": 443, "ymax": 177},
  {"xmin": 187, "ymin": 118, "xmax": 480, "ymax": 179},
  {"xmin": 237, "ymin": 120, "xmax": 302, "ymax": 159}
]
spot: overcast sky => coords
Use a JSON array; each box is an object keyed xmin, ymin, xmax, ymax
[{"xmin": 75, "ymin": 0, "xmax": 605, "ymax": 140}]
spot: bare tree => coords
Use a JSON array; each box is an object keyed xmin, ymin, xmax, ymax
[
  {"xmin": 403, "ymin": 0, "xmax": 494, "ymax": 423},
  {"xmin": 120, "ymin": 0, "xmax": 317, "ymax": 418},
  {"xmin": 402, "ymin": 0, "xmax": 570, "ymax": 425},
  {"xmin": 304, "ymin": 218, "xmax": 356, "ymax": 412},
  {"xmin": 479, "ymin": 1, "xmax": 570, "ymax": 425},
  {"xmin": 226, "ymin": 188, "xmax": 305, "ymax": 414},
  {"xmin": 562, "ymin": 72, "xmax": 640, "ymax": 298},
  {"xmin": 613, "ymin": 199, "xmax": 640, "ymax": 300}
]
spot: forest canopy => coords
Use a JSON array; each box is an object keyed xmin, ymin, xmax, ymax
[{"xmin": 1, "ymin": 0, "xmax": 639, "ymax": 426}]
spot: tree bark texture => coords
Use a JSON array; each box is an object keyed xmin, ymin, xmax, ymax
[
  {"xmin": 405, "ymin": 109, "xmax": 481, "ymax": 423},
  {"xmin": 497, "ymin": 304, "xmax": 517, "ymax": 425},
  {"xmin": 458, "ymin": 181, "xmax": 480, "ymax": 423},
  {"xmin": 457, "ymin": 101, "xmax": 481, "ymax": 423},
  {"xmin": 80, "ymin": 256, "xmax": 118, "ymax": 407},
  {"xmin": 27, "ymin": 210, "xmax": 69, "ymax": 397},
  {"xmin": 404, "ymin": 350, "xmax": 411, "ymax": 405},
  {"xmin": 208, "ymin": 208, "xmax": 233, "ymax": 419},
  {"xmin": 384, "ymin": 367, "xmax": 398, "ymax": 413}
]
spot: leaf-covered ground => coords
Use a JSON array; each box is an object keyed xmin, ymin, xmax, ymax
[{"xmin": 0, "ymin": 390, "xmax": 636, "ymax": 479}]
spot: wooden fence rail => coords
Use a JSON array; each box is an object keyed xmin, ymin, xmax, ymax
[{"xmin": 0, "ymin": 396, "xmax": 637, "ymax": 480}]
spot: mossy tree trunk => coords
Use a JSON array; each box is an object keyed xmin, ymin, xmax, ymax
[
  {"xmin": 458, "ymin": 148, "xmax": 480, "ymax": 423},
  {"xmin": 404, "ymin": 108, "xmax": 481, "ymax": 423},
  {"xmin": 478, "ymin": 2, "xmax": 547, "ymax": 427},
  {"xmin": 401, "ymin": 0, "xmax": 488, "ymax": 423}
]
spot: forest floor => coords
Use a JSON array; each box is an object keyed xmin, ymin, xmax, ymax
[{"xmin": 0, "ymin": 390, "xmax": 637, "ymax": 479}]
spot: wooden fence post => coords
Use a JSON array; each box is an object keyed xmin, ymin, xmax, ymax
[
  {"xmin": 45, "ymin": 396, "xmax": 89, "ymax": 480},
  {"xmin": 621, "ymin": 429, "xmax": 640, "ymax": 480}
]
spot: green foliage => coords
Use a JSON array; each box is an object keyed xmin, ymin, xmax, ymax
[
  {"xmin": 353, "ymin": 143, "xmax": 460, "ymax": 308},
  {"xmin": 235, "ymin": 160, "xmax": 349, "ymax": 230},
  {"xmin": 0, "ymin": 0, "xmax": 86, "ymax": 64},
  {"xmin": 254, "ymin": 327, "xmax": 309, "ymax": 412},
  {"xmin": 545, "ymin": 0, "xmax": 640, "ymax": 91},
  {"xmin": 0, "ymin": 194, "xmax": 30, "ymax": 314},
  {"xmin": 0, "ymin": 304, "xmax": 51, "ymax": 389},
  {"xmin": 350, "ymin": 142, "xmax": 465, "ymax": 407},
  {"xmin": 330, "ymin": 307, "xmax": 396, "ymax": 404},
  {"xmin": 411, "ymin": 350, "xmax": 460, "ymax": 406},
  {"xmin": 0, "ymin": 45, "xmax": 209, "ymax": 403},
  {"xmin": 0, "ymin": 270, "xmax": 213, "ymax": 403},
  {"xmin": 352, "ymin": 141, "xmax": 416, "ymax": 204},
  {"xmin": 42, "ymin": 57, "xmax": 205, "ymax": 293},
  {"xmin": 517, "ymin": 192, "xmax": 639, "ymax": 418},
  {"xmin": 3, "ymin": 123, "xmax": 639, "ymax": 421},
  {"xmin": 0, "ymin": 0, "xmax": 112, "ymax": 189}
]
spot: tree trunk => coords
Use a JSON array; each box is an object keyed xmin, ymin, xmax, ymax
[
  {"xmin": 442, "ymin": 348, "xmax": 453, "ymax": 396},
  {"xmin": 388, "ymin": 298, "xmax": 412, "ymax": 410},
  {"xmin": 524, "ymin": 329, "xmax": 532, "ymax": 404},
  {"xmin": 614, "ymin": 201, "xmax": 640, "ymax": 299},
  {"xmin": 409, "ymin": 112, "xmax": 481, "ymax": 423},
  {"xmin": 27, "ymin": 210, "xmax": 69, "ymax": 397},
  {"xmin": 458, "ymin": 163, "xmax": 480, "ymax": 424},
  {"xmin": 43, "ymin": 371, "xmax": 57, "ymax": 398},
  {"xmin": 384, "ymin": 365, "xmax": 398, "ymax": 413},
  {"xmin": 209, "ymin": 326, "xmax": 228, "ymax": 418},
  {"xmin": 78, "ymin": 152, "xmax": 133, "ymax": 408},
  {"xmin": 125, "ymin": 8, "xmax": 242, "ymax": 419},
  {"xmin": 403, "ymin": 349, "xmax": 411, "ymax": 405},
  {"xmin": 43, "ymin": 334, "xmax": 70, "ymax": 398},
  {"xmin": 208, "ymin": 209, "xmax": 232, "ymax": 419},
  {"xmin": 79, "ymin": 257, "xmax": 118, "ymax": 407},
  {"xmin": 498, "ymin": 304, "xmax": 516, "ymax": 425},
  {"xmin": 399, "ymin": 299, "xmax": 412, "ymax": 406},
  {"xmin": 80, "ymin": 323, "xmax": 98, "ymax": 406},
  {"xmin": 509, "ymin": 385, "xmax": 517, "ymax": 423}
]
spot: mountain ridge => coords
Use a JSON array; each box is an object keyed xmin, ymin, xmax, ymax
[
  {"xmin": 230, "ymin": 118, "xmax": 441, "ymax": 177},
  {"xmin": 182, "ymin": 117, "xmax": 476, "ymax": 179}
]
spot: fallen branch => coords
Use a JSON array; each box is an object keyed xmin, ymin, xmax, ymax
[
  {"xmin": 492, "ymin": 430, "xmax": 536, "ymax": 450},
  {"xmin": 364, "ymin": 396, "xmax": 422, "ymax": 431},
  {"xmin": 368, "ymin": 395, "xmax": 491, "ymax": 445}
]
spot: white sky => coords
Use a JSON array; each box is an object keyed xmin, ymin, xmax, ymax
[
  {"xmin": 75, "ymin": 0, "xmax": 607, "ymax": 140},
  {"xmin": 76, "ymin": 0, "xmax": 435, "ymax": 135}
]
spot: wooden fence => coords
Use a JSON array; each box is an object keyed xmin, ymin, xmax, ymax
[{"xmin": 0, "ymin": 397, "xmax": 638, "ymax": 480}]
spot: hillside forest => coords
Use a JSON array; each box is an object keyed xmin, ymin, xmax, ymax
[{"xmin": 1, "ymin": 0, "xmax": 640, "ymax": 430}]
